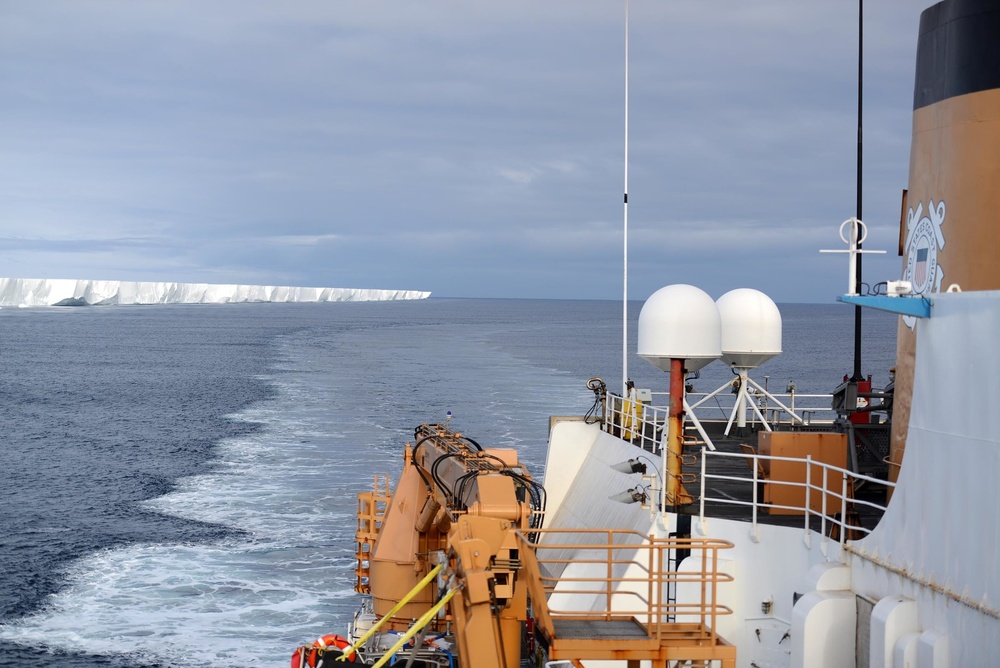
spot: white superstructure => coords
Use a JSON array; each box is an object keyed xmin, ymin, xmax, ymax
[
  {"xmin": 541, "ymin": 289, "xmax": 1000, "ymax": 667},
  {"xmin": 845, "ymin": 291, "xmax": 1000, "ymax": 666}
]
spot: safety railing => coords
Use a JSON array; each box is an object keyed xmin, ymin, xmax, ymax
[
  {"xmin": 516, "ymin": 528, "xmax": 734, "ymax": 644},
  {"xmin": 680, "ymin": 391, "xmax": 839, "ymax": 427},
  {"xmin": 603, "ymin": 394, "xmax": 668, "ymax": 453},
  {"xmin": 698, "ymin": 448, "xmax": 894, "ymax": 549},
  {"xmin": 354, "ymin": 474, "xmax": 391, "ymax": 594},
  {"xmin": 602, "ymin": 392, "xmax": 840, "ymax": 455}
]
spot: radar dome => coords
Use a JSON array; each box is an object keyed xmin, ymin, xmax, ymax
[
  {"xmin": 637, "ymin": 284, "xmax": 721, "ymax": 373},
  {"xmin": 716, "ymin": 288, "xmax": 782, "ymax": 368}
]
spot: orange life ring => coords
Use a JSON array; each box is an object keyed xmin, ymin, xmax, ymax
[
  {"xmin": 317, "ymin": 634, "xmax": 356, "ymax": 662},
  {"xmin": 290, "ymin": 633, "xmax": 356, "ymax": 667}
]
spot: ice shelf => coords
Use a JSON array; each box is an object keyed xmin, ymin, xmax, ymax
[{"xmin": 0, "ymin": 278, "xmax": 431, "ymax": 307}]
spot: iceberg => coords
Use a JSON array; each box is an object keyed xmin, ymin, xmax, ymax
[{"xmin": 0, "ymin": 278, "xmax": 431, "ymax": 307}]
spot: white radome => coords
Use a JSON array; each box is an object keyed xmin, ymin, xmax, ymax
[
  {"xmin": 637, "ymin": 284, "xmax": 721, "ymax": 373},
  {"xmin": 716, "ymin": 288, "xmax": 782, "ymax": 368}
]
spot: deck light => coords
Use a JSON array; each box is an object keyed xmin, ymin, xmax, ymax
[
  {"xmin": 609, "ymin": 487, "xmax": 647, "ymax": 504},
  {"xmin": 610, "ymin": 458, "xmax": 647, "ymax": 474}
]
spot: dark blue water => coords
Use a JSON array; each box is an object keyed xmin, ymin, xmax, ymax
[
  {"xmin": 0, "ymin": 306, "xmax": 280, "ymax": 666},
  {"xmin": 0, "ymin": 299, "xmax": 896, "ymax": 667}
]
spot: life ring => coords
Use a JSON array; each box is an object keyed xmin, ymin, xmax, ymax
[
  {"xmin": 317, "ymin": 634, "xmax": 355, "ymax": 662},
  {"xmin": 291, "ymin": 633, "xmax": 356, "ymax": 667}
]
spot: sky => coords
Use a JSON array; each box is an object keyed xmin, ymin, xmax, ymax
[{"xmin": 1, "ymin": 0, "xmax": 932, "ymax": 302}]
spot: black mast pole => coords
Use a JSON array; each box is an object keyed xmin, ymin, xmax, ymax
[{"xmin": 852, "ymin": 0, "xmax": 864, "ymax": 382}]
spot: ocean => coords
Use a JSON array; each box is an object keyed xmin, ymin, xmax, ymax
[{"xmin": 0, "ymin": 298, "xmax": 897, "ymax": 667}]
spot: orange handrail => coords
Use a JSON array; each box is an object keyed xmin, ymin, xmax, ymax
[{"xmin": 516, "ymin": 529, "xmax": 733, "ymax": 644}]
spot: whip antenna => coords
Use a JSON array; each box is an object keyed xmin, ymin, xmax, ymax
[
  {"xmin": 622, "ymin": 0, "xmax": 630, "ymax": 395},
  {"xmin": 852, "ymin": 0, "xmax": 864, "ymax": 381}
]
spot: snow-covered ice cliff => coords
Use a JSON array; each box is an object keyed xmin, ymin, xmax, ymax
[{"xmin": 0, "ymin": 278, "xmax": 430, "ymax": 307}]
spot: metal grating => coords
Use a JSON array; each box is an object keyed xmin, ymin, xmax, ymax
[{"xmin": 552, "ymin": 618, "xmax": 649, "ymax": 640}]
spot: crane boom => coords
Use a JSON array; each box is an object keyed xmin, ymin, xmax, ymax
[{"xmin": 357, "ymin": 424, "xmax": 542, "ymax": 668}]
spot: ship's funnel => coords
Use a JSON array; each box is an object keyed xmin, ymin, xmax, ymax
[
  {"xmin": 637, "ymin": 284, "xmax": 721, "ymax": 373},
  {"xmin": 891, "ymin": 0, "xmax": 1000, "ymax": 478},
  {"xmin": 716, "ymin": 288, "xmax": 782, "ymax": 369}
]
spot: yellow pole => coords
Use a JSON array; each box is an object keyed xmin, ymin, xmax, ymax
[
  {"xmin": 335, "ymin": 563, "xmax": 443, "ymax": 661},
  {"xmin": 370, "ymin": 588, "xmax": 459, "ymax": 668}
]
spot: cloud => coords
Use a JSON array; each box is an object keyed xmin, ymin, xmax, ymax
[
  {"xmin": 0, "ymin": 0, "xmax": 928, "ymax": 300},
  {"xmin": 265, "ymin": 234, "xmax": 341, "ymax": 247}
]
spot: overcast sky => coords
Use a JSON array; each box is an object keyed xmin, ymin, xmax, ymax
[{"xmin": 1, "ymin": 1, "xmax": 931, "ymax": 301}]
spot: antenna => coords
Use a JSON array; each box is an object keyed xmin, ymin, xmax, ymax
[
  {"xmin": 637, "ymin": 284, "xmax": 721, "ymax": 508},
  {"xmin": 852, "ymin": 0, "xmax": 864, "ymax": 381},
  {"xmin": 622, "ymin": 0, "xmax": 630, "ymax": 395},
  {"xmin": 689, "ymin": 289, "xmax": 796, "ymax": 436},
  {"xmin": 820, "ymin": 218, "xmax": 885, "ymax": 295}
]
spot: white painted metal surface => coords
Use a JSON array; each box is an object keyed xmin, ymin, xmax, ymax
[
  {"xmin": 542, "ymin": 421, "xmax": 660, "ymax": 539},
  {"xmin": 791, "ymin": 590, "xmax": 855, "ymax": 668},
  {"xmin": 848, "ymin": 290, "xmax": 1000, "ymax": 667}
]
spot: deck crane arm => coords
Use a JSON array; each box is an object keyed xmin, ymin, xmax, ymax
[{"xmin": 365, "ymin": 423, "xmax": 544, "ymax": 668}]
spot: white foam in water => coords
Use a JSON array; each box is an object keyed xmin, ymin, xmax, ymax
[{"xmin": 0, "ymin": 322, "xmax": 587, "ymax": 666}]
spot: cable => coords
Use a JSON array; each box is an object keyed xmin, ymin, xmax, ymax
[
  {"xmin": 584, "ymin": 377, "xmax": 607, "ymax": 424},
  {"xmin": 430, "ymin": 452, "xmax": 465, "ymax": 501},
  {"xmin": 431, "ymin": 451, "xmax": 507, "ymax": 502},
  {"xmin": 454, "ymin": 471, "xmax": 480, "ymax": 510},
  {"xmin": 410, "ymin": 435, "xmax": 439, "ymax": 491},
  {"xmin": 459, "ymin": 435, "xmax": 484, "ymax": 452}
]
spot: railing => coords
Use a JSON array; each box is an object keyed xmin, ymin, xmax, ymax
[
  {"xmin": 680, "ymin": 391, "xmax": 840, "ymax": 427},
  {"xmin": 603, "ymin": 394, "xmax": 669, "ymax": 453},
  {"xmin": 698, "ymin": 448, "xmax": 894, "ymax": 549},
  {"xmin": 354, "ymin": 474, "xmax": 391, "ymax": 593},
  {"xmin": 602, "ymin": 392, "xmax": 840, "ymax": 455},
  {"xmin": 516, "ymin": 529, "xmax": 734, "ymax": 644}
]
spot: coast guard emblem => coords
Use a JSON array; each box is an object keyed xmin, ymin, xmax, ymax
[{"xmin": 902, "ymin": 199, "xmax": 946, "ymax": 329}]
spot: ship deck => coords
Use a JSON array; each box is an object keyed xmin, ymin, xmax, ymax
[
  {"xmin": 682, "ymin": 429, "xmax": 891, "ymax": 537},
  {"xmin": 604, "ymin": 411, "xmax": 894, "ymax": 539}
]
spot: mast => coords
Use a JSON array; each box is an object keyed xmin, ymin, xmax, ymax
[
  {"xmin": 622, "ymin": 0, "xmax": 630, "ymax": 395},
  {"xmin": 852, "ymin": 0, "xmax": 864, "ymax": 381}
]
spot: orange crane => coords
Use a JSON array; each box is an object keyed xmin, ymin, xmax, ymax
[
  {"xmin": 352, "ymin": 423, "xmax": 541, "ymax": 668},
  {"xmin": 296, "ymin": 422, "xmax": 735, "ymax": 668}
]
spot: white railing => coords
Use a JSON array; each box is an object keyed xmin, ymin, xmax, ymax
[
  {"xmin": 602, "ymin": 393, "xmax": 667, "ymax": 453},
  {"xmin": 659, "ymin": 391, "xmax": 840, "ymax": 427},
  {"xmin": 697, "ymin": 448, "xmax": 894, "ymax": 550},
  {"xmin": 602, "ymin": 392, "xmax": 839, "ymax": 454}
]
